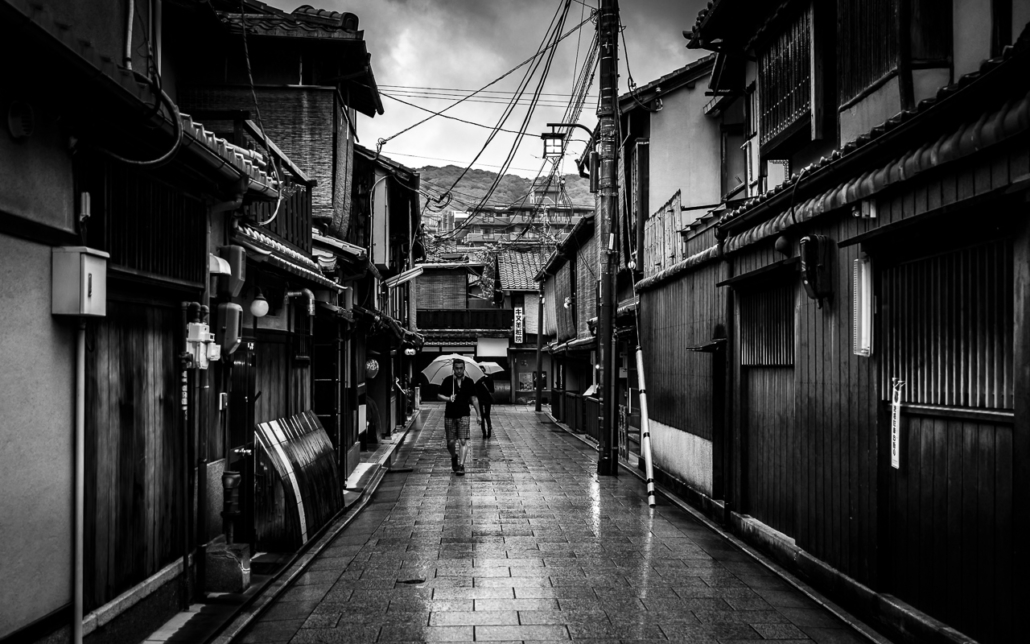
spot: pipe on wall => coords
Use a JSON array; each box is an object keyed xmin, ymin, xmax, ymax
[
  {"xmin": 74, "ymin": 320, "xmax": 86, "ymax": 644},
  {"xmin": 124, "ymin": 0, "xmax": 135, "ymax": 70}
]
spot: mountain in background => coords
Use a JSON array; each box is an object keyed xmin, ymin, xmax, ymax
[{"xmin": 415, "ymin": 165, "xmax": 594, "ymax": 210}]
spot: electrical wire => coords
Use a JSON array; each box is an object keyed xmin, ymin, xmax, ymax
[
  {"xmin": 446, "ymin": 1, "xmax": 575, "ymax": 236},
  {"xmin": 92, "ymin": 2, "xmax": 182, "ymax": 167},
  {"xmin": 376, "ymin": 7, "xmax": 595, "ymax": 154},
  {"xmin": 379, "ymin": 92, "xmax": 527, "ymax": 135},
  {"xmin": 240, "ymin": 0, "xmax": 283, "ymax": 226},
  {"xmin": 427, "ymin": 0, "xmax": 573, "ymax": 239},
  {"xmin": 620, "ymin": 19, "xmax": 658, "ymax": 113}
]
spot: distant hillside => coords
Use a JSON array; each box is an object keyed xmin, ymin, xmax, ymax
[{"xmin": 416, "ymin": 165, "xmax": 594, "ymax": 210}]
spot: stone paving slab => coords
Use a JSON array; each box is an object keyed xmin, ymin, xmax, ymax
[{"xmin": 232, "ymin": 405, "xmax": 886, "ymax": 644}]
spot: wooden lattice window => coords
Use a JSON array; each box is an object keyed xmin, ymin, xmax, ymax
[
  {"xmin": 880, "ymin": 239, "xmax": 1014, "ymax": 410},
  {"xmin": 740, "ymin": 280, "xmax": 795, "ymax": 367},
  {"xmin": 758, "ymin": 4, "xmax": 811, "ymax": 147},
  {"xmin": 76, "ymin": 153, "xmax": 206, "ymax": 285}
]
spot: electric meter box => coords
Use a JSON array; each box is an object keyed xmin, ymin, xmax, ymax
[{"xmin": 52, "ymin": 246, "xmax": 109, "ymax": 317}]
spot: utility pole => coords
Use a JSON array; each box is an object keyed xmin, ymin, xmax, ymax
[{"xmin": 596, "ymin": 0, "xmax": 619, "ymax": 475}]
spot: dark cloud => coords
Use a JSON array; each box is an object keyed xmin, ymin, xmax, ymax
[{"xmin": 265, "ymin": 0, "xmax": 708, "ymax": 177}]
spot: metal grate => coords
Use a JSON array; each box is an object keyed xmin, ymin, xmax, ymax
[
  {"xmin": 740, "ymin": 281, "xmax": 795, "ymax": 367},
  {"xmin": 881, "ymin": 239, "xmax": 1014, "ymax": 410}
]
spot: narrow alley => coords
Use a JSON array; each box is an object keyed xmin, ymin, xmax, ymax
[{"xmin": 233, "ymin": 405, "xmax": 876, "ymax": 644}]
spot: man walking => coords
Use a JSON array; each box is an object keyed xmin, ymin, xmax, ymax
[
  {"xmin": 476, "ymin": 368, "xmax": 494, "ymax": 438},
  {"xmin": 437, "ymin": 359, "xmax": 480, "ymax": 475}
]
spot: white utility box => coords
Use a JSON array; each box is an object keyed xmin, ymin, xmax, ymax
[{"xmin": 52, "ymin": 246, "xmax": 109, "ymax": 317}]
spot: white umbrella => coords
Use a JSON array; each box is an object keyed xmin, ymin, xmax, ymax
[
  {"xmin": 477, "ymin": 361, "xmax": 504, "ymax": 375},
  {"xmin": 421, "ymin": 354, "xmax": 485, "ymax": 385}
]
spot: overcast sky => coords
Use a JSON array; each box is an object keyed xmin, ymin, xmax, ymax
[{"xmin": 265, "ymin": 0, "xmax": 709, "ymax": 179}]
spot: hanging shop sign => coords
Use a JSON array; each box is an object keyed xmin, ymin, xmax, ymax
[{"xmin": 514, "ymin": 306, "xmax": 524, "ymax": 344}]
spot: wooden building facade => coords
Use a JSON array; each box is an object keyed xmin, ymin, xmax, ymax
[
  {"xmin": 625, "ymin": 2, "xmax": 1030, "ymax": 642},
  {"xmin": 0, "ymin": 1, "xmax": 394, "ymax": 642}
]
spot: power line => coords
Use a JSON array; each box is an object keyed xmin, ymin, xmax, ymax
[
  {"xmin": 379, "ymin": 92, "xmax": 527, "ymax": 135},
  {"xmin": 380, "ymin": 84, "xmax": 599, "ymax": 100},
  {"xmin": 376, "ymin": 7, "xmax": 595, "ymax": 153}
]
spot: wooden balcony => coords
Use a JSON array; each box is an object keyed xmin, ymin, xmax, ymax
[{"xmin": 417, "ymin": 309, "xmax": 513, "ymax": 330}]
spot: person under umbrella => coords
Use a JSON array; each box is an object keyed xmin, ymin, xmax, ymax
[
  {"xmin": 476, "ymin": 367, "xmax": 495, "ymax": 438},
  {"xmin": 436, "ymin": 358, "xmax": 480, "ymax": 475}
]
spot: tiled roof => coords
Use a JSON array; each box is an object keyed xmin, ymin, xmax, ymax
[
  {"xmin": 718, "ymin": 24, "xmax": 1030, "ymax": 236},
  {"xmin": 497, "ymin": 249, "xmax": 548, "ymax": 291},
  {"xmin": 0, "ymin": 1, "xmax": 278, "ymax": 199},
  {"xmin": 236, "ymin": 223, "xmax": 343, "ymax": 290},
  {"xmin": 216, "ymin": 12, "xmax": 361, "ymax": 40},
  {"xmin": 618, "ymin": 54, "xmax": 715, "ymax": 112}
]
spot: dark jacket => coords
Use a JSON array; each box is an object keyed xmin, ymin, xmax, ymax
[
  {"xmin": 475, "ymin": 376, "xmax": 494, "ymax": 405},
  {"xmin": 440, "ymin": 375, "xmax": 477, "ymax": 418}
]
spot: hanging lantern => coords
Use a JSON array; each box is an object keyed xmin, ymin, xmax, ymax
[{"xmin": 365, "ymin": 358, "xmax": 380, "ymax": 379}]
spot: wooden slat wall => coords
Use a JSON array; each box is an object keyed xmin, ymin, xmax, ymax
[
  {"xmin": 789, "ymin": 223, "xmax": 879, "ymax": 589},
  {"xmin": 639, "ymin": 262, "xmax": 726, "ymax": 439},
  {"xmin": 887, "ymin": 415, "xmax": 1014, "ymax": 643},
  {"xmin": 744, "ymin": 367, "xmax": 796, "ymax": 535},
  {"xmin": 85, "ymin": 301, "xmax": 182, "ymax": 612},
  {"xmin": 254, "ymin": 332, "xmax": 310, "ymax": 426}
]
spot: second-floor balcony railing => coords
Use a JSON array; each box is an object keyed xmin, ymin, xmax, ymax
[{"xmin": 417, "ymin": 309, "xmax": 514, "ymax": 330}]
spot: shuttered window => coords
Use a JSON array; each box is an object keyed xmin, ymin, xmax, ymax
[
  {"xmin": 881, "ymin": 239, "xmax": 1014, "ymax": 410},
  {"xmin": 740, "ymin": 281, "xmax": 795, "ymax": 367},
  {"xmin": 416, "ymin": 271, "xmax": 466, "ymax": 309}
]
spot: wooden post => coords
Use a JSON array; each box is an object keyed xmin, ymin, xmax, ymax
[{"xmin": 596, "ymin": 0, "xmax": 620, "ymax": 475}]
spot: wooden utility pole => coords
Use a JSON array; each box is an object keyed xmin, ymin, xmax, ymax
[{"xmin": 596, "ymin": 0, "xmax": 619, "ymax": 475}]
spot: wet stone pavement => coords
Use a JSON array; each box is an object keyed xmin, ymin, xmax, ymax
[{"xmin": 235, "ymin": 405, "xmax": 872, "ymax": 644}]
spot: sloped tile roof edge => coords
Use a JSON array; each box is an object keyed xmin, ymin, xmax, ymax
[{"xmin": 718, "ymin": 25, "xmax": 1030, "ymax": 246}]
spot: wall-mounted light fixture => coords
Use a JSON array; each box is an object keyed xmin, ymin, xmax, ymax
[
  {"xmin": 366, "ymin": 358, "xmax": 380, "ymax": 379},
  {"xmin": 250, "ymin": 288, "xmax": 269, "ymax": 318},
  {"xmin": 853, "ymin": 257, "xmax": 873, "ymax": 356}
]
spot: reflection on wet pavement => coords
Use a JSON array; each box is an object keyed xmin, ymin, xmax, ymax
[{"xmin": 236, "ymin": 405, "xmax": 870, "ymax": 643}]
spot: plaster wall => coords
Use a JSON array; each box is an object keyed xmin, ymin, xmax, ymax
[
  {"xmin": 953, "ymin": 0, "xmax": 992, "ymax": 77},
  {"xmin": 1016, "ymin": 3, "xmax": 1030, "ymax": 43},
  {"xmin": 650, "ymin": 419, "xmax": 713, "ymax": 497},
  {"xmin": 0, "ymin": 99, "xmax": 74, "ymax": 233},
  {"xmin": 648, "ymin": 81, "xmax": 721, "ymax": 227},
  {"xmin": 839, "ymin": 76, "xmax": 902, "ymax": 146},
  {"xmin": 0, "ymin": 236, "xmax": 74, "ymax": 637},
  {"xmin": 912, "ymin": 68, "xmax": 953, "ymax": 105}
]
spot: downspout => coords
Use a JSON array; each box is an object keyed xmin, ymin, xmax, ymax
[
  {"xmin": 288, "ymin": 289, "xmax": 316, "ymax": 318},
  {"xmin": 154, "ymin": 0, "xmax": 162, "ymax": 75},
  {"xmin": 124, "ymin": 0, "xmax": 135, "ymax": 71},
  {"xmin": 179, "ymin": 302, "xmax": 191, "ymax": 608},
  {"xmin": 535, "ymin": 285, "xmax": 544, "ymax": 412},
  {"xmin": 73, "ymin": 319, "xmax": 86, "ymax": 644}
]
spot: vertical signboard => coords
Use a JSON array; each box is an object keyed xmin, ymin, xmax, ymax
[
  {"xmin": 514, "ymin": 306, "xmax": 524, "ymax": 344},
  {"xmin": 890, "ymin": 379, "xmax": 905, "ymax": 470}
]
